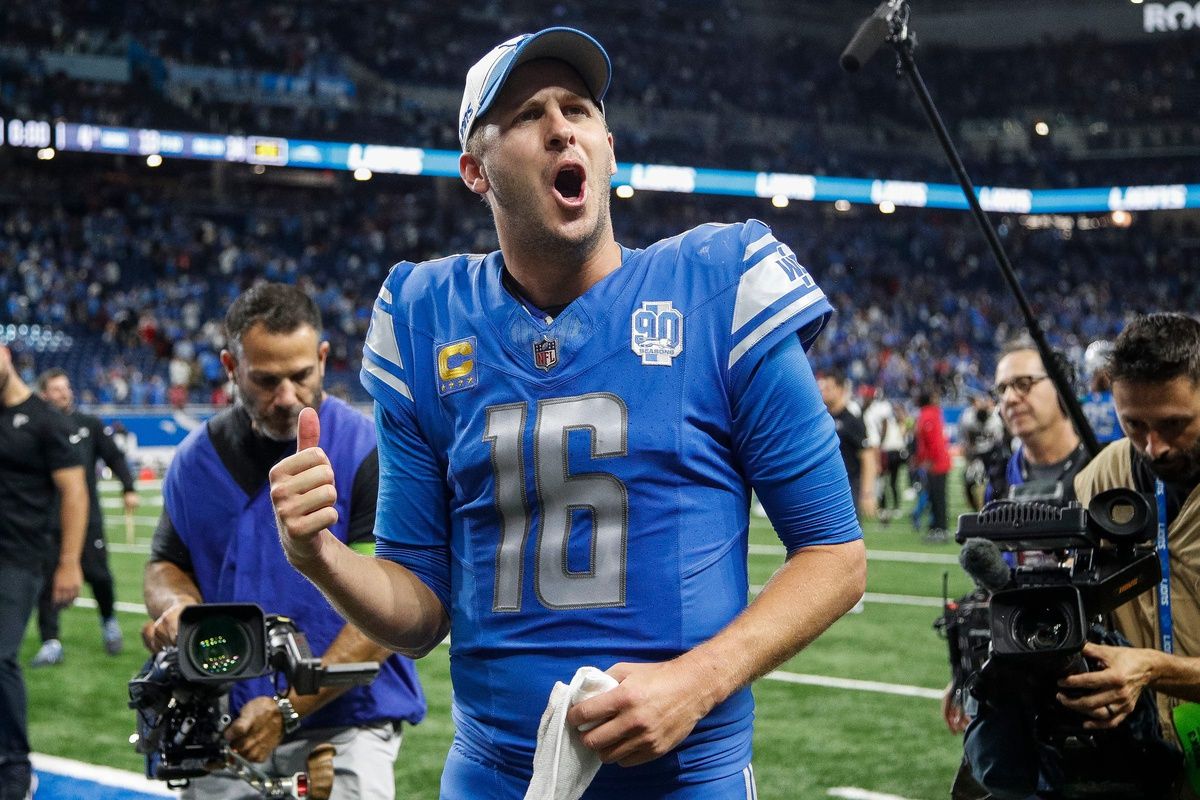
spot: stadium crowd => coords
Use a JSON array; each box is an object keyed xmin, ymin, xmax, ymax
[
  {"xmin": 2, "ymin": 157, "xmax": 1197, "ymax": 409},
  {"xmin": 2, "ymin": 0, "xmax": 1200, "ymax": 407},
  {"xmin": 2, "ymin": 1, "xmax": 1199, "ymax": 185}
]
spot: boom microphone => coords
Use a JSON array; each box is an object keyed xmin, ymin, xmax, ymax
[
  {"xmin": 959, "ymin": 537, "xmax": 1011, "ymax": 593},
  {"xmin": 840, "ymin": 0, "xmax": 898, "ymax": 72}
]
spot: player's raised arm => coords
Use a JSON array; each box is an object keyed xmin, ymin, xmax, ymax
[{"xmin": 270, "ymin": 407, "xmax": 448, "ymax": 658}]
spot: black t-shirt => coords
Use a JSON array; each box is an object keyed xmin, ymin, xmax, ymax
[
  {"xmin": 1022, "ymin": 443, "xmax": 1088, "ymax": 504},
  {"xmin": 0, "ymin": 393, "xmax": 82, "ymax": 562},
  {"xmin": 48, "ymin": 409, "xmax": 137, "ymax": 536},
  {"xmin": 831, "ymin": 406, "xmax": 869, "ymax": 485},
  {"xmin": 150, "ymin": 404, "xmax": 379, "ymax": 571}
]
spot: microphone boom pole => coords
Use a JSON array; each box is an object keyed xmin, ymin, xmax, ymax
[{"xmin": 841, "ymin": 1, "xmax": 1101, "ymax": 458}]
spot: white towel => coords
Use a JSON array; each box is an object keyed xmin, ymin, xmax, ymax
[{"xmin": 524, "ymin": 666, "xmax": 619, "ymax": 800}]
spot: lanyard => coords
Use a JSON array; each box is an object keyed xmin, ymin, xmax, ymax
[{"xmin": 1156, "ymin": 479, "xmax": 1174, "ymax": 654}]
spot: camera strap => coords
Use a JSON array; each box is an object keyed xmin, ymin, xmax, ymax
[{"xmin": 1156, "ymin": 479, "xmax": 1174, "ymax": 655}]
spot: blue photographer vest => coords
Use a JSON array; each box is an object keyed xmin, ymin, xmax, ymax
[{"xmin": 163, "ymin": 396, "xmax": 425, "ymax": 729}]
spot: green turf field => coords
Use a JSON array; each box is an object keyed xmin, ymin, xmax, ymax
[{"xmin": 22, "ymin": 475, "xmax": 976, "ymax": 798}]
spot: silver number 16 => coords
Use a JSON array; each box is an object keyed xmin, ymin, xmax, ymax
[{"xmin": 484, "ymin": 393, "xmax": 629, "ymax": 611}]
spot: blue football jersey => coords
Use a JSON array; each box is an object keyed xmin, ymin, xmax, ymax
[
  {"xmin": 1081, "ymin": 390, "xmax": 1122, "ymax": 443},
  {"xmin": 361, "ymin": 219, "xmax": 859, "ymax": 783}
]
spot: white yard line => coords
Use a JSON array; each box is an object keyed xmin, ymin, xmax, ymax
[
  {"xmin": 100, "ymin": 479, "xmax": 163, "ymax": 490},
  {"xmin": 108, "ymin": 536, "xmax": 962, "ymax": 569},
  {"xmin": 749, "ymin": 543, "xmax": 957, "ymax": 565},
  {"xmin": 747, "ymin": 586, "xmax": 944, "ymax": 608},
  {"xmin": 765, "ymin": 671, "xmax": 943, "ymax": 700},
  {"xmin": 828, "ymin": 788, "xmax": 925, "ymax": 800},
  {"xmin": 93, "ymin": 598, "xmax": 944, "ymax": 701}
]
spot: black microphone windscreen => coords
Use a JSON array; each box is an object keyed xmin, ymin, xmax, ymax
[
  {"xmin": 840, "ymin": 13, "xmax": 890, "ymax": 72},
  {"xmin": 959, "ymin": 537, "xmax": 1011, "ymax": 593}
]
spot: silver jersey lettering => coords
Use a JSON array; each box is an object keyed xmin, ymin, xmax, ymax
[{"xmin": 484, "ymin": 393, "xmax": 629, "ymax": 611}]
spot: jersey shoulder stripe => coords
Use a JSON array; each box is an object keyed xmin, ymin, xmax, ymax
[
  {"xmin": 360, "ymin": 255, "xmax": 481, "ymax": 410},
  {"xmin": 728, "ymin": 220, "xmax": 828, "ymax": 371},
  {"xmin": 668, "ymin": 219, "xmax": 831, "ymax": 373}
]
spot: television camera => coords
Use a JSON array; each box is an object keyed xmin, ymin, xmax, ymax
[
  {"xmin": 939, "ymin": 488, "xmax": 1181, "ymax": 798},
  {"xmin": 128, "ymin": 603, "xmax": 379, "ymax": 798}
]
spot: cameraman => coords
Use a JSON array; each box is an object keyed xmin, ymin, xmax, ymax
[
  {"xmin": 944, "ymin": 342, "xmax": 1088, "ymax": 800},
  {"xmin": 143, "ymin": 284, "xmax": 425, "ymax": 799},
  {"xmin": 1055, "ymin": 313, "xmax": 1200, "ymax": 799}
]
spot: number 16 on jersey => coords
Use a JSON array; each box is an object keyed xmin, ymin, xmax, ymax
[{"xmin": 484, "ymin": 393, "xmax": 630, "ymax": 612}]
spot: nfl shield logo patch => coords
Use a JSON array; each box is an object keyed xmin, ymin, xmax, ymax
[{"xmin": 533, "ymin": 335, "xmax": 559, "ymax": 371}]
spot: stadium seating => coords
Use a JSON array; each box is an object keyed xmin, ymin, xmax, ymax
[{"xmin": 2, "ymin": 1, "xmax": 1199, "ymax": 405}]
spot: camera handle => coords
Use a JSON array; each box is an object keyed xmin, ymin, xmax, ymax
[{"xmin": 223, "ymin": 748, "xmax": 310, "ymax": 799}]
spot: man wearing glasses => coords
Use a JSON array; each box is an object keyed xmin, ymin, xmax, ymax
[
  {"xmin": 987, "ymin": 339, "xmax": 1087, "ymax": 504},
  {"xmin": 943, "ymin": 338, "xmax": 1089, "ymax": 800}
]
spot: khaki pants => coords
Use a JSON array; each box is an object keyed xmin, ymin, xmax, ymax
[{"xmin": 183, "ymin": 721, "xmax": 401, "ymax": 800}]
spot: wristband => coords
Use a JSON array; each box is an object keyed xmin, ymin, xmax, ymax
[{"xmin": 274, "ymin": 694, "xmax": 301, "ymax": 735}]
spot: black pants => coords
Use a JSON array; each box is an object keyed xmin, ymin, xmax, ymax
[
  {"xmin": 927, "ymin": 471, "xmax": 949, "ymax": 531},
  {"xmin": 37, "ymin": 525, "xmax": 115, "ymax": 641},
  {"xmin": 0, "ymin": 562, "xmax": 43, "ymax": 775},
  {"xmin": 880, "ymin": 450, "xmax": 904, "ymax": 510}
]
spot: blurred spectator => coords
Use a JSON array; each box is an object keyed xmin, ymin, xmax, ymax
[{"xmin": 914, "ymin": 387, "xmax": 952, "ymax": 543}]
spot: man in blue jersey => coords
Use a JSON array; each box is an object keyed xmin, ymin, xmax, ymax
[
  {"xmin": 143, "ymin": 284, "xmax": 425, "ymax": 799},
  {"xmin": 269, "ymin": 28, "xmax": 866, "ymax": 799}
]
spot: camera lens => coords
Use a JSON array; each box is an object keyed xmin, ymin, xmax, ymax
[
  {"xmin": 187, "ymin": 615, "xmax": 251, "ymax": 676},
  {"xmin": 1010, "ymin": 604, "xmax": 1073, "ymax": 651}
]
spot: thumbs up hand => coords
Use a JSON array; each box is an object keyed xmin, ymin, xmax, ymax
[{"xmin": 270, "ymin": 406, "xmax": 340, "ymax": 569}]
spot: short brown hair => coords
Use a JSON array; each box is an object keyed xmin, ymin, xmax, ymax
[
  {"xmin": 1110, "ymin": 313, "xmax": 1200, "ymax": 385},
  {"xmin": 36, "ymin": 367, "xmax": 68, "ymax": 393},
  {"xmin": 224, "ymin": 283, "xmax": 322, "ymax": 354}
]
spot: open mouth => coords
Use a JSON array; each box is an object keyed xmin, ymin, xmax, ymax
[{"xmin": 553, "ymin": 164, "xmax": 586, "ymax": 205}]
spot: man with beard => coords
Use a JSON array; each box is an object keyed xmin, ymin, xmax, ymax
[
  {"xmin": 0, "ymin": 344, "xmax": 87, "ymax": 799},
  {"xmin": 1052, "ymin": 312, "xmax": 1200, "ymax": 799},
  {"xmin": 31, "ymin": 368, "xmax": 139, "ymax": 666},
  {"xmin": 268, "ymin": 27, "xmax": 865, "ymax": 799},
  {"xmin": 142, "ymin": 284, "xmax": 425, "ymax": 799}
]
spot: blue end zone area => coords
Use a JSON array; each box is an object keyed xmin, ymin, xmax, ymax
[
  {"xmin": 32, "ymin": 754, "xmax": 173, "ymax": 800},
  {"xmin": 34, "ymin": 772, "xmax": 166, "ymax": 800}
]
